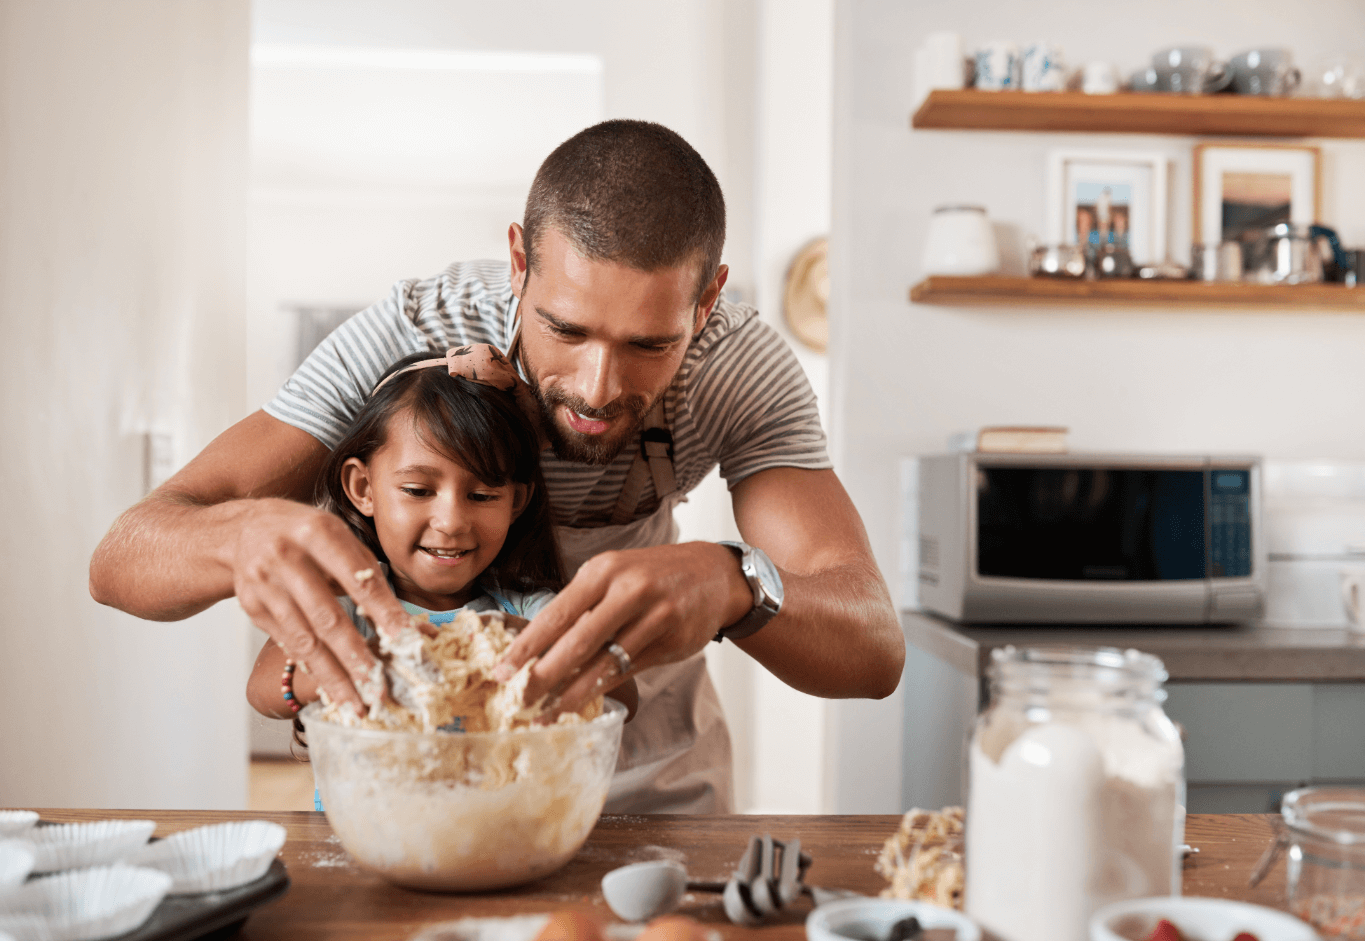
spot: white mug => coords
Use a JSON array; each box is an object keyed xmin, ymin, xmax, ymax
[
  {"xmin": 974, "ymin": 41, "xmax": 1020, "ymax": 91},
  {"xmin": 1341, "ymin": 567, "xmax": 1365, "ymax": 632},
  {"xmin": 1082, "ymin": 61, "xmax": 1120, "ymax": 95},
  {"xmin": 1022, "ymin": 42, "xmax": 1066, "ymax": 92},
  {"xmin": 922, "ymin": 31, "xmax": 966, "ymax": 91}
]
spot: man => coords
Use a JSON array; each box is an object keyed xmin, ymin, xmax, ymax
[{"xmin": 90, "ymin": 119, "xmax": 903, "ymax": 813}]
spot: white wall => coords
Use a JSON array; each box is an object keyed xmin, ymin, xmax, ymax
[
  {"xmin": 0, "ymin": 1, "xmax": 250, "ymax": 808},
  {"xmin": 830, "ymin": 0, "xmax": 1365, "ymax": 811}
]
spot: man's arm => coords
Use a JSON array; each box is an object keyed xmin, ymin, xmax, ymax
[
  {"xmin": 89, "ymin": 410, "xmax": 413, "ymax": 713},
  {"xmin": 727, "ymin": 467, "xmax": 904, "ymax": 697},
  {"xmin": 499, "ymin": 466, "xmax": 904, "ymax": 708}
]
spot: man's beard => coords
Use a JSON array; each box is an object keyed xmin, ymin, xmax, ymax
[{"xmin": 523, "ymin": 367, "xmax": 653, "ymax": 466}]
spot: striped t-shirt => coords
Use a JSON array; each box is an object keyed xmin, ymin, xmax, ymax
[{"xmin": 265, "ymin": 259, "xmax": 831, "ymax": 527}]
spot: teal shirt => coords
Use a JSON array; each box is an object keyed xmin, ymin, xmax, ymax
[{"xmin": 338, "ymin": 584, "xmax": 556, "ymax": 639}]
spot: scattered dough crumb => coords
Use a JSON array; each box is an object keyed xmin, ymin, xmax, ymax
[
  {"xmin": 354, "ymin": 568, "xmax": 376, "ymax": 583},
  {"xmin": 876, "ymin": 806, "xmax": 965, "ymax": 910}
]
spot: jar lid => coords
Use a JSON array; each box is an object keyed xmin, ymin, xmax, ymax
[
  {"xmin": 1282, "ymin": 786, "xmax": 1365, "ymax": 846},
  {"xmin": 932, "ymin": 205, "xmax": 987, "ymax": 214}
]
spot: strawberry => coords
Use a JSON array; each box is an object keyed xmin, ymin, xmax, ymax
[{"xmin": 1148, "ymin": 919, "xmax": 1184, "ymax": 941}]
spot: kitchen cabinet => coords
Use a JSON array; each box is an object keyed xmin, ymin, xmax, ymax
[
  {"xmin": 909, "ymin": 90, "xmax": 1365, "ymax": 309},
  {"xmin": 899, "ymin": 609, "xmax": 1365, "ymax": 813}
]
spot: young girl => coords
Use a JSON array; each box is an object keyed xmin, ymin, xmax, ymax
[{"xmin": 247, "ymin": 347, "xmax": 615, "ymax": 719}]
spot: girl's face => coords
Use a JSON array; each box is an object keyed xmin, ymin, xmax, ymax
[{"xmin": 341, "ymin": 408, "xmax": 529, "ymax": 611}]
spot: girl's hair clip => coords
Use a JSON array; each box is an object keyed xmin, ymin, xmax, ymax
[{"xmin": 372, "ymin": 344, "xmax": 522, "ymax": 397}]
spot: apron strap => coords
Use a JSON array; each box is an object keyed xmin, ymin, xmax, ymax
[{"xmin": 610, "ymin": 401, "xmax": 677, "ymax": 526}]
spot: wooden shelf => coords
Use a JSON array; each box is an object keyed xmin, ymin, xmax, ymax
[
  {"xmin": 911, "ymin": 89, "xmax": 1365, "ymax": 138},
  {"xmin": 909, "ymin": 275, "xmax": 1365, "ymax": 309}
]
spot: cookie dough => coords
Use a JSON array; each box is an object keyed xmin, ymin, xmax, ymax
[{"xmin": 318, "ymin": 608, "xmax": 601, "ymax": 734}]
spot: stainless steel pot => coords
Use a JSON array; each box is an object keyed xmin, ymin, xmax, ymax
[
  {"xmin": 1028, "ymin": 244, "xmax": 1087, "ymax": 279},
  {"xmin": 1248, "ymin": 223, "xmax": 1345, "ymax": 284}
]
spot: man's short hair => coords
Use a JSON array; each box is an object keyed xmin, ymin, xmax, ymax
[{"xmin": 522, "ymin": 120, "xmax": 726, "ymax": 302}]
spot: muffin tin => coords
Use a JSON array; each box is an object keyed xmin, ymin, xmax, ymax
[{"xmin": 0, "ymin": 816, "xmax": 289, "ymax": 941}]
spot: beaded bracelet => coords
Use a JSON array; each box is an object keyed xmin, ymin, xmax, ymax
[{"xmin": 281, "ymin": 659, "xmax": 300, "ymax": 714}]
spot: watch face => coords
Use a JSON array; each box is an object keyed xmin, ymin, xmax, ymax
[{"xmin": 750, "ymin": 547, "xmax": 784, "ymax": 609}]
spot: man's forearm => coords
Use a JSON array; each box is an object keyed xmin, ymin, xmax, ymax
[
  {"xmin": 735, "ymin": 556, "xmax": 904, "ymax": 700},
  {"xmin": 89, "ymin": 492, "xmax": 248, "ymax": 621}
]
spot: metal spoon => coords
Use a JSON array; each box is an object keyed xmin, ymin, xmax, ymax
[{"xmin": 601, "ymin": 860, "xmax": 726, "ymax": 922}]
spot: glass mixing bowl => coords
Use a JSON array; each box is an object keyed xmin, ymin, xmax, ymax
[{"xmin": 300, "ymin": 698, "xmax": 626, "ymax": 891}]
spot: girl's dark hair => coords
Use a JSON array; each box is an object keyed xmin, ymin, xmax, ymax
[{"xmin": 317, "ymin": 351, "xmax": 563, "ymax": 595}]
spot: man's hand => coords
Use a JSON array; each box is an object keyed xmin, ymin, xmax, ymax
[
  {"xmin": 89, "ymin": 410, "xmax": 414, "ymax": 715},
  {"xmin": 495, "ymin": 467, "xmax": 904, "ymax": 713},
  {"xmin": 496, "ymin": 542, "xmax": 752, "ymax": 712},
  {"xmin": 231, "ymin": 497, "xmax": 413, "ymax": 714}
]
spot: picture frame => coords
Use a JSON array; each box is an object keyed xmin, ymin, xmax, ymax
[
  {"xmin": 1046, "ymin": 149, "xmax": 1169, "ymax": 266},
  {"xmin": 1193, "ymin": 143, "xmax": 1321, "ymax": 246}
]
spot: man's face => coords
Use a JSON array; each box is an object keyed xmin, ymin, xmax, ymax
[{"xmin": 509, "ymin": 224, "xmax": 723, "ymax": 465}]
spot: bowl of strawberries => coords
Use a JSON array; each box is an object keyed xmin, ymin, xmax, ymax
[{"xmin": 1092, "ymin": 897, "xmax": 1320, "ymax": 941}]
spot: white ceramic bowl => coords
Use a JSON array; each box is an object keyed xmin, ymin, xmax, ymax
[
  {"xmin": 807, "ymin": 898, "xmax": 982, "ymax": 941},
  {"xmin": 0, "ymin": 814, "xmax": 37, "ymax": 841},
  {"xmin": 0, "ymin": 864, "xmax": 171, "ymax": 941},
  {"xmin": 0, "ymin": 842, "xmax": 35, "ymax": 889},
  {"xmin": 1091, "ymin": 896, "xmax": 1321, "ymax": 941},
  {"xmin": 26, "ymin": 821, "xmax": 155, "ymax": 875},
  {"xmin": 123, "ymin": 820, "xmax": 286, "ymax": 894},
  {"xmin": 301, "ymin": 698, "xmax": 626, "ymax": 892}
]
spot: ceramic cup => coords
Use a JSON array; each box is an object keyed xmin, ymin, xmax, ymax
[
  {"xmin": 1230, "ymin": 48, "xmax": 1301, "ymax": 96},
  {"xmin": 1022, "ymin": 42, "xmax": 1067, "ymax": 91},
  {"xmin": 1153, "ymin": 45, "xmax": 1231, "ymax": 94},
  {"xmin": 1082, "ymin": 61, "xmax": 1120, "ymax": 94},
  {"xmin": 921, "ymin": 31, "xmax": 967, "ymax": 91},
  {"xmin": 1191, "ymin": 242, "xmax": 1244, "ymax": 282},
  {"xmin": 1316, "ymin": 55, "xmax": 1365, "ymax": 99},
  {"xmin": 974, "ymin": 41, "xmax": 1020, "ymax": 91},
  {"xmin": 1129, "ymin": 66, "xmax": 1161, "ymax": 92}
]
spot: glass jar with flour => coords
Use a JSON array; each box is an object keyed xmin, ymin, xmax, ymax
[{"xmin": 965, "ymin": 646, "xmax": 1185, "ymax": 941}]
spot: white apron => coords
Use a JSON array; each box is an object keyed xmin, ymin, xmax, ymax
[
  {"xmin": 506, "ymin": 307, "xmax": 733, "ymax": 813},
  {"xmin": 554, "ymin": 452, "xmax": 734, "ymax": 813}
]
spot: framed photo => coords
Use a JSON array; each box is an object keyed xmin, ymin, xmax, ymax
[
  {"xmin": 1193, "ymin": 143, "xmax": 1320, "ymax": 246},
  {"xmin": 1047, "ymin": 149, "xmax": 1168, "ymax": 265}
]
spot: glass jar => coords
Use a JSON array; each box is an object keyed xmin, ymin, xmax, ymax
[
  {"xmin": 1283, "ymin": 786, "xmax": 1365, "ymax": 939},
  {"xmin": 965, "ymin": 646, "xmax": 1185, "ymax": 941}
]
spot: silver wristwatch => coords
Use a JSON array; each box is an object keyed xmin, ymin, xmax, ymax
[{"xmin": 713, "ymin": 541, "xmax": 784, "ymax": 642}]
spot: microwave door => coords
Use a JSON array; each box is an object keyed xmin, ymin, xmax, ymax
[
  {"xmin": 976, "ymin": 467, "xmax": 1208, "ymax": 582},
  {"xmin": 968, "ymin": 466, "xmax": 1214, "ymax": 623}
]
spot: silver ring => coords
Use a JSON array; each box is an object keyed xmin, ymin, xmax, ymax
[{"xmin": 604, "ymin": 641, "xmax": 632, "ymax": 677}]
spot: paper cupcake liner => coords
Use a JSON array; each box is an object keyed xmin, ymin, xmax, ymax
[
  {"xmin": 27, "ymin": 821, "xmax": 155, "ymax": 875},
  {"xmin": 123, "ymin": 820, "xmax": 285, "ymax": 895},
  {"xmin": 0, "ymin": 814, "xmax": 37, "ymax": 841},
  {"xmin": 0, "ymin": 864, "xmax": 171, "ymax": 941},
  {"xmin": 0, "ymin": 842, "xmax": 35, "ymax": 889}
]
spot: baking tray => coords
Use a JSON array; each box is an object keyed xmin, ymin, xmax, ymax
[
  {"xmin": 24, "ymin": 821, "xmax": 290, "ymax": 941},
  {"xmin": 119, "ymin": 858, "xmax": 290, "ymax": 941}
]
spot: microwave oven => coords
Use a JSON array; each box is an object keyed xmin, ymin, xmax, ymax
[{"xmin": 916, "ymin": 452, "xmax": 1264, "ymax": 623}]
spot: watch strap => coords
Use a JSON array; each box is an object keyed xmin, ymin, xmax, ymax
[{"xmin": 713, "ymin": 541, "xmax": 782, "ymax": 643}]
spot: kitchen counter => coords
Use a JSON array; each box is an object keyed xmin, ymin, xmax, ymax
[
  {"xmin": 899, "ymin": 609, "xmax": 1365, "ymax": 813},
  {"xmin": 902, "ymin": 609, "xmax": 1365, "ymax": 683},
  {"xmin": 32, "ymin": 809, "xmax": 1287, "ymax": 941}
]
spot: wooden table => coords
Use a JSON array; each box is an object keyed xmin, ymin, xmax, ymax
[{"xmin": 33, "ymin": 810, "xmax": 1288, "ymax": 941}]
